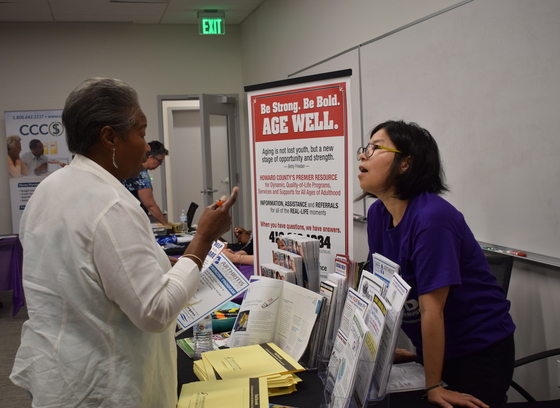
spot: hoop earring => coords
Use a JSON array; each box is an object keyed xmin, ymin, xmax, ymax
[{"xmin": 112, "ymin": 149, "xmax": 119, "ymax": 169}]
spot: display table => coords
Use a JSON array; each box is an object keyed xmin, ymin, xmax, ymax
[
  {"xmin": 176, "ymin": 328, "xmax": 432, "ymax": 408},
  {"xmin": 174, "ymin": 258, "xmax": 432, "ymax": 407},
  {"xmin": 176, "ymin": 328, "xmax": 326, "ymax": 408},
  {"xmin": 0, "ymin": 234, "xmax": 25, "ymax": 316}
]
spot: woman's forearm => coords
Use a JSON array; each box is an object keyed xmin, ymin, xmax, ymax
[{"xmin": 421, "ymin": 308, "xmax": 446, "ymax": 388}]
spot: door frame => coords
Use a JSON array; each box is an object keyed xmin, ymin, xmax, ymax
[{"xmin": 157, "ymin": 94, "xmax": 244, "ymax": 233}]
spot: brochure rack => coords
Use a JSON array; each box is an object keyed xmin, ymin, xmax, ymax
[
  {"xmin": 318, "ymin": 311, "xmax": 405, "ymax": 408},
  {"xmin": 320, "ymin": 394, "xmax": 392, "ymax": 408},
  {"xmin": 318, "ymin": 254, "xmax": 410, "ymax": 408},
  {"xmin": 320, "ymin": 356, "xmax": 380, "ymax": 408},
  {"xmin": 317, "ymin": 339, "xmax": 336, "ymax": 383}
]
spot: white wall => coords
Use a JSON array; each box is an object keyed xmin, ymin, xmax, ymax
[
  {"xmin": 239, "ymin": 0, "xmax": 462, "ymax": 84},
  {"xmin": 0, "ymin": 22, "xmax": 245, "ymax": 234},
  {"xmin": 239, "ymin": 0, "xmax": 560, "ymax": 402}
]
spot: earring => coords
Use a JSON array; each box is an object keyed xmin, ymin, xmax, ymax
[{"xmin": 112, "ymin": 149, "xmax": 119, "ymax": 169}]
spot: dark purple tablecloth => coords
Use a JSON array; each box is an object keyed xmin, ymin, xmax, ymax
[
  {"xmin": 231, "ymin": 263, "xmax": 255, "ymax": 303},
  {"xmin": 0, "ymin": 234, "xmax": 24, "ymax": 316}
]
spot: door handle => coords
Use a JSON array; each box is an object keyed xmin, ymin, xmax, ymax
[{"xmin": 200, "ymin": 188, "xmax": 218, "ymax": 194}]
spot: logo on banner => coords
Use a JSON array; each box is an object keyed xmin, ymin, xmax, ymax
[
  {"xmin": 49, "ymin": 122, "xmax": 64, "ymax": 137},
  {"xmin": 19, "ymin": 121, "xmax": 65, "ymax": 137}
]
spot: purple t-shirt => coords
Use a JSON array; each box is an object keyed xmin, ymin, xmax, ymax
[{"xmin": 367, "ymin": 192, "xmax": 515, "ymax": 360}]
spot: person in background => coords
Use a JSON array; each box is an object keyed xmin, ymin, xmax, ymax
[
  {"xmin": 358, "ymin": 120, "xmax": 515, "ymax": 408},
  {"xmin": 7, "ymin": 135, "xmax": 29, "ymax": 178},
  {"xmin": 122, "ymin": 140, "xmax": 172, "ymax": 228},
  {"xmin": 21, "ymin": 139, "xmax": 49, "ymax": 175},
  {"xmin": 234, "ymin": 227, "xmax": 252, "ymax": 245},
  {"xmin": 222, "ymin": 227, "xmax": 254, "ymax": 265},
  {"xmin": 10, "ymin": 77, "xmax": 239, "ymax": 408}
]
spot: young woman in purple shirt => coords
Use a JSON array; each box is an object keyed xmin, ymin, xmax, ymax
[{"xmin": 358, "ymin": 120, "xmax": 515, "ymax": 408}]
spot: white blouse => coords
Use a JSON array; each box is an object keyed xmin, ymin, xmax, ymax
[{"xmin": 11, "ymin": 154, "xmax": 200, "ymax": 408}]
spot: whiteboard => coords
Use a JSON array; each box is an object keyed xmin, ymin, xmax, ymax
[
  {"xmin": 290, "ymin": 49, "xmax": 366, "ymax": 217},
  {"xmin": 360, "ymin": 0, "xmax": 560, "ymax": 259}
]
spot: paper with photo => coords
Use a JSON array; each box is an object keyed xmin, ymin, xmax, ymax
[
  {"xmin": 229, "ymin": 277, "xmax": 323, "ymax": 362},
  {"xmin": 176, "ymin": 254, "xmax": 250, "ymax": 335}
]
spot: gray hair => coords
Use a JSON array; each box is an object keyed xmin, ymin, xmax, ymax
[
  {"xmin": 62, "ymin": 78, "xmax": 141, "ymax": 155},
  {"xmin": 7, "ymin": 135, "xmax": 22, "ymax": 150}
]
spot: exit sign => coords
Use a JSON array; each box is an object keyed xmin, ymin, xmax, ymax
[{"xmin": 198, "ymin": 12, "xmax": 225, "ymax": 35}]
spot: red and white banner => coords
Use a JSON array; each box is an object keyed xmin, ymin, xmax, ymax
[{"xmin": 246, "ymin": 72, "xmax": 353, "ymax": 279}]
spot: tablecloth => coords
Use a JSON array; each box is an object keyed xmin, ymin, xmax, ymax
[{"xmin": 0, "ymin": 234, "xmax": 24, "ymax": 316}]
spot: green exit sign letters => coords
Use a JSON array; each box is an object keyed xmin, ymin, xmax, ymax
[{"xmin": 198, "ymin": 12, "xmax": 225, "ymax": 35}]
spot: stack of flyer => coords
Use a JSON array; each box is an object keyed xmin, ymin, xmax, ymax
[
  {"xmin": 267, "ymin": 235, "xmax": 321, "ymax": 292},
  {"xmin": 271, "ymin": 248, "xmax": 304, "ymax": 286},
  {"xmin": 259, "ymin": 263, "xmax": 296, "ymax": 283},
  {"xmin": 334, "ymin": 254, "xmax": 360, "ymax": 290},
  {"xmin": 191, "ymin": 342, "xmax": 304, "ymax": 397},
  {"xmin": 323, "ymin": 253, "xmax": 411, "ymax": 408},
  {"xmin": 316, "ymin": 278, "xmax": 341, "ymax": 363},
  {"xmin": 318, "ymin": 253, "xmax": 361, "ymax": 357},
  {"xmin": 282, "ymin": 235, "xmax": 321, "ymax": 292}
]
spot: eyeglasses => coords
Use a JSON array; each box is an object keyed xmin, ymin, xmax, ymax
[
  {"xmin": 356, "ymin": 143, "xmax": 402, "ymax": 160},
  {"xmin": 154, "ymin": 157, "xmax": 165, "ymax": 164}
]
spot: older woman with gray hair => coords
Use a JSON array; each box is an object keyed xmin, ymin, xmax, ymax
[
  {"xmin": 7, "ymin": 134, "xmax": 29, "ymax": 178},
  {"xmin": 10, "ymin": 78, "xmax": 238, "ymax": 407}
]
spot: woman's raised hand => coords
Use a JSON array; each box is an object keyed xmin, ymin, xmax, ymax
[{"xmin": 195, "ymin": 187, "xmax": 239, "ymax": 242}]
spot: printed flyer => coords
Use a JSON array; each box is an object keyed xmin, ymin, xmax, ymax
[{"xmin": 246, "ymin": 71, "xmax": 353, "ymax": 279}]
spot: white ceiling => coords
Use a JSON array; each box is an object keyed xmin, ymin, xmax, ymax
[{"xmin": 0, "ymin": 0, "xmax": 265, "ymax": 24}]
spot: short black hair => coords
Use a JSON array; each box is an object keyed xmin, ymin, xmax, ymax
[
  {"xmin": 360, "ymin": 120, "xmax": 448, "ymax": 200},
  {"xmin": 29, "ymin": 139, "xmax": 42, "ymax": 150},
  {"xmin": 147, "ymin": 140, "xmax": 168, "ymax": 157},
  {"xmin": 62, "ymin": 78, "xmax": 141, "ymax": 155}
]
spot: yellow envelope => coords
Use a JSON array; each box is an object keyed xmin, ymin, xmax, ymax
[
  {"xmin": 178, "ymin": 377, "xmax": 268, "ymax": 408},
  {"xmin": 202, "ymin": 343, "xmax": 304, "ymax": 380}
]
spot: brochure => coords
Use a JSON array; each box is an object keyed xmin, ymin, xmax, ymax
[
  {"xmin": 282, "ymin": 235, "xmax": 321, "ymax": 291},
  {"xmin": 338, "ymin": 288, "xmax": 370, "ymax": 337},
  {"xmin": 370, "ymin": 272, "xmax": 411, "ymax": 400},
  {"xmin": 176, "ymin": 254, "xmax": 250, "ymax": 336},
  {"xmin": 357, "ymin": 270, "xmax": 386, "ymax": 302},
  {"xmin": 229, "ymin": 277, "xmax": 324, "ymax": 362},
  {"xmin": 372, "ymin": 252, "xmax": 400, "ymax": 282},
  {"xmin": 260, "ymin": 263, "xmax": 297, "ymax": 284},
  {"xmin": 354, "ymin": 294, "xmax": 390, "ymax": 406}
]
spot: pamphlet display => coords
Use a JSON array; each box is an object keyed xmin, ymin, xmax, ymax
[
  {"xmin": 328, "ymin": 311, "xmax": 370, "ymax": 408},
  {"xmin": 321, "ymin": 255, "xmax": 411, "ymax": 408}
]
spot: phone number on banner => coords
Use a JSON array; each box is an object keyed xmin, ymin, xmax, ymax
[{"xmin": 268, "ymin": 231, "xmax": 331, "ymax": 249}]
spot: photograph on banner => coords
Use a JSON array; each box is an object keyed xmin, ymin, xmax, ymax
[
  {"xmin": 5, "ymin": 110, "xmax": 70, "ymax": 233},
  {"xmin": 247, "ymin": 75, "xmax": 353, "ymax": 281}
]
